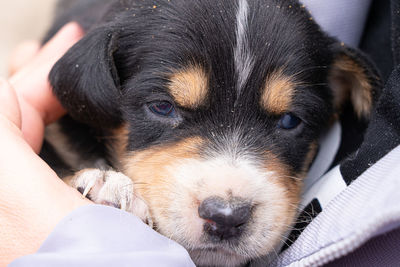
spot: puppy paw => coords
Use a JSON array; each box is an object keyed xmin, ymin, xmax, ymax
[{"xmin": 71, "ymin": 169, "xmax": 152, "ymax": 226}]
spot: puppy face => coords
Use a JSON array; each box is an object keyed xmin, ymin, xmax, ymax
[{"xmin": 51, "ymin": 0, "xmax": 381, "ymax": 265}]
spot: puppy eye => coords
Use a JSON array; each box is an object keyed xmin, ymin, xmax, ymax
[
  {"xmin": 278, "ymin": 113, "xmax": 302, "ymax": 130},
  {"xmin": 148, "ymin": 101, "xmax": 176, "ymax": 117}
]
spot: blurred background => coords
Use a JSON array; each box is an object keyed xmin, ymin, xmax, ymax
[{"xmin": 0, "ymin": 0, "xmax": 56, "ymax": 77}]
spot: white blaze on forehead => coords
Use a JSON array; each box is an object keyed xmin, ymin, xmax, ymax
[{"xmin": 234, "ymin": 0, "xmax": 254, "ymax": 96}]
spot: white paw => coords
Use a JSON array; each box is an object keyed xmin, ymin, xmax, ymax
[{"xmin": 73, "ymin": 169, "xmax": 152, "ymax": 226}]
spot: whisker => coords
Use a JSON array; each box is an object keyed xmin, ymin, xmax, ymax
[{"xmin": 276, "ymin": 174, "xmax": 303, "ymax": 181}]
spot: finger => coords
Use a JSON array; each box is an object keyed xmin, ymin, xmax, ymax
[
  {"xmin": 0, "ymin": 78, "xmax": 44, "ymax": 155},
  {"xmin": 33, "ymin": 22, "xmax": 85, "ymax": 66},
  {"xmin": 8, "ymin": 41, "xmax": 40, "ymax": 77},
  {"xmin": 9, "ymin": 22, "xmax": 84, "ymax": 152},
  {"xmin": 17, "ymin": 92, "xmax": 47, "ymax": 154},
  {"xmin": 0, "ymin": 78, "xmax": 22, "ymax": 131},
  {"xmin": 10, "ymin": 22, "xmax": 84, "ymax": 84},
  {"xmin": 11, "ymin": 22, "xmax": 84, "ymax": 124},
  {"xmin": 25, "ymin": 22, "xmax": 84, "ymax": 124}
]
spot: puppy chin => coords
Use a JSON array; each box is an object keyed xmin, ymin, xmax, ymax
[
  {"xmin": 126, "ymin": 150, "xmax": 300, "ymax": 265},
  {"xmin": 189, "ymin": 248, "xmax": 249, "ymax": 267}
]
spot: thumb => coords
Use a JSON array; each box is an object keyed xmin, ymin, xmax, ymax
[
  {"xmin": 0, "ymin": 78, "xmax": 22, "ymax": 132},
  {"xmin": 8, "ymin": 41, "xmax": 40, "ymax": 76}
]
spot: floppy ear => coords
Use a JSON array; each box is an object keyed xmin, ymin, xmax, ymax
[
  {"xmin": 50, "ymin": 27, "xmax": 122, "ymax": 128},
  {"xmin": 329, "ymin": 44, "xmax": 382, "ymax": 119}
]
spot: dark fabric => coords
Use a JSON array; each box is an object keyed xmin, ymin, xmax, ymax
[
  {"xmin": 331, "ymin": 104, "xmax": 369, "ymax": 170},
  {"xmin": 340, "ymin": 0, "xmax": 400, "ymax": 183},
  {"xmin": 332, "ymin": 0, "xmax": 392, "ymax": 169},
  {"xmin": 281, "ymin": 199, "xmax": 322, "ymax": 252},
  {"xmin": 325, "ymin": 227, "xmax": 400, "ymax": 267},
  {"xmin": 360, "ymin": 0, "xmax": 393, "ymax": 82},
  {"xmin": 340, "ymin": 64, "xmax": 400, "ymax": 183},
  {"xmin": 392, "ymin": 0, "xmax": 400, "ymax": 66}
]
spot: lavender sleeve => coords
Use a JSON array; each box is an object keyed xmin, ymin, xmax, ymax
[{"xmin": 9, "ymin": 205, "xmax": 195, "ymax": 267}]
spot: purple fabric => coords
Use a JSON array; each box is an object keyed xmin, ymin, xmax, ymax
[
  {"xmin": 325, "ymin": 227, "xmax": 400, "ymax": 266},
  {"xmin": 9, "ymin": 205, "xmax": 195, "ymax": 267},
  {"xmin": 302, "ymin": 0, "xmax": 372, "ymax": 47}
]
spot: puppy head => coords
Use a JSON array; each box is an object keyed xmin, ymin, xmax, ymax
[{"xmin": 51, "ymin": 0, "xmax": 381, "ymax": 265}]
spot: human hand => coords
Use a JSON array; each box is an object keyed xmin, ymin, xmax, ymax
[{"xmin": 0, "ymin": 22, "xmax": 92, "ymax": 266}]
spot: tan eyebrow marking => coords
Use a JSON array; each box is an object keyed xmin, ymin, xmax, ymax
[
  {"xmin": 260, "ymin": 70, "xmax": 296, "ymax": 114},
  {"xmin": 168, "ymin": 65, "xmax": 209, "ymax": 108}
]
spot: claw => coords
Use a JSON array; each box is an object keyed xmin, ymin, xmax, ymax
[
  {"xmin": 70, "ymin": 169, "xmax": 152, "ymax": 225},
  {"xmin": 81, "ymin": 173, "xmax": 100, "ymax": 198}
]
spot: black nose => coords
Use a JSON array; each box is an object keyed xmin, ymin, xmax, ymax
[{"xmin": 198, "ymin": 197, "xmax": 251, "ymax": 240}]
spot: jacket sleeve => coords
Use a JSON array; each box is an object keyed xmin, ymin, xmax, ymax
[{"xmin": 9, "ymin": 205, "xmax": 195, "ymax": 267}]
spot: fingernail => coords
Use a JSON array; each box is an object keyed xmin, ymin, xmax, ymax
[{"xmin": 59, "ymin": 22, "xmax": 84, "ymax": 38}]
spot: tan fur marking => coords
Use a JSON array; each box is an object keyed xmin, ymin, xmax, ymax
[
  {"xmin": 330, "ymin": 55, "xmax": 373, "ymax": 118},
  {"xmin": 260, "ymin": 153, "xmax": 302, "ymax": 241},
  {"xmin": 301, "ymin": 141, "xmax": 318, "ymax": 175},
  {"xmin": 122, "ymin": 137, "xmax": 204, "ymax": 216},
  {"xmin": 261, "ymin": 70, "xmax": 296, "ymax": 114},
  {"xmin": 109, "ymin": 124, "xmax": 130, "ymax": 169},
  {"xmin": 168, "ymin": 66, "xmax": 208, "ymax": 108},
  {"xmin": 262, "ymin": 153, "xmax": 302, "ymax": 200}
]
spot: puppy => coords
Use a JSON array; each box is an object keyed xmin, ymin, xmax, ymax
[{"xmin": 43, "ymin": 0, "xmax": 381, "ymax": 266}]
